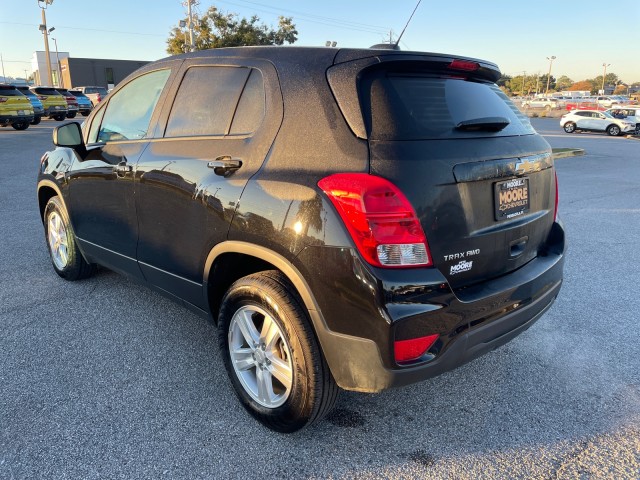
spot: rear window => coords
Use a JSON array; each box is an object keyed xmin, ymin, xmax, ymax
[
  {"xmin": 69, "ymin": 90, "xmax": 87, "ymax": 98},
  {"xmin": 16, "ymin": 88, "xmax": 37, "ymax": 99},
  {"xmin": 362, "ymin": 72, "xmax": 535, "ymax": 140},
  {"xmin": 32, "ymin": 88, "xmax": 61, "ymax": 96},
  {"xmin": 86, "ymin": 87, "xmax": 108, "ymax": 95},
  {"xmin": 0, "ymin": 86, "xmax": 23, "ymax": 96}
]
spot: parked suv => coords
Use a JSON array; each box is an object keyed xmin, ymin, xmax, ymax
[
  {"xmin": 37, "ymin": 47, "xmax": 565, "ymax": 432},
  {"xmin": 68, "ymin": 89, "xmax": 93, "ymax": 116},
  {"xmin": 560, "ymin": 109, "xmax": 636, "ymax": 136},
  {"xmin": 606, "ymin": 106, "xmax": 640, "ymax": 134},
  {"xmin": 29, "ymin": 86, "xmax": 67, "ymax": 120},
  {"xmin": 522, "ymin": 97, "xmax": 562, "ymax": 110},
  {"xmin": 0, "ymin": 84, "xmax": 34, "ymax": 130},
  {"xmin": 71, "ymin": 85, "xmax": 108, "ymax": 106},
  {"xmin": 56, "ymin": 88, "xmax": 80, "ymax": 119},
  {"xmin": 14, "ymin": 85, "xmax": 44, "ymax": 125}
]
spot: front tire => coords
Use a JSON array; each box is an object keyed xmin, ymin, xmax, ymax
[
  {"xmin": 563, "ymin": 122, "xmax": 576, "ymax": 133},
  {"xmin": 44, "ymin": 196, "xmax": 96, "ymax": 281},
  {"xmin": 12, "ymin": 122, "xmax": 29, "ymax": 130},
  {"xmin": 31, "ymin": 116, "xmax": 42, "ymax": 125},
  {"xmin": 218, "ymin": 271, "xmax": 338, "ymax": 432},
  {"xmin": 607, "ymin": 125, "xmax": 621, "ymax": 136}
]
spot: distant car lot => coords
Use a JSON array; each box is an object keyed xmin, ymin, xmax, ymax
[{"xmin": 0, "ymin": 118, "xmax": 638, "ymax": 479}]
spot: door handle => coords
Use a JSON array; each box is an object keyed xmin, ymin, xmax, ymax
[
  {"xmin": 207, "ymin": 156, "xmax": 242, "ymax": 176},
  {"xmin": 114, "ymin": 161, "xmax": 132, "ymax": 177}
]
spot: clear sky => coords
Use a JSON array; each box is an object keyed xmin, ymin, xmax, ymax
[{"xmin": 1, "ymin": 0, "xmax": 639, "ymax": 84}]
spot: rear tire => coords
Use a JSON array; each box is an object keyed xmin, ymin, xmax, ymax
[
  {"xmin": 53, "ymin": 114, "xmax": 66, "ymax": 121},
  {"xmin": 31, "ymin": 116, "xmax": 41, "ymax": 125},
  {"xmin": 218, "ymin": 270, "xmax": 338, "ymax": 433},
  {"xmin": 563, "ymin": 122, "xmax": 576, "ymax": 133},
  {"xmin": 12, "ymin": 122, "xmax": 29, "ymax": 130},
  {"xmin": 607, "ymin": 125, "xmax": 621, "ymax": 136},
  {"xmin": 43, "ymin": 196, "xmax": 96, "ymax": 281}
]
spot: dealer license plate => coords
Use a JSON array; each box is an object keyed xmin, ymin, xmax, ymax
[
  {"xmin": 17, "ymin": 110, "xmax": 25, "ymax": 115},
  {"xmin": 494, "ymin": 177, "xmax": 530, "ymax": 220}
]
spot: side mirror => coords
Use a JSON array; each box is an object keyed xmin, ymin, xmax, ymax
[{"xmin": 53, "ymin": 122, "xmax": 87, "ymax": 158}]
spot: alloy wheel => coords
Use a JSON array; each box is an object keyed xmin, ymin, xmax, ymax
[
  {"xmin": 228, "ymin": 305, "xmax": 293, "ymax": 408},
  {"xmin": 47, "ymin": 211, "xmax": 69, "ymax": 270}
]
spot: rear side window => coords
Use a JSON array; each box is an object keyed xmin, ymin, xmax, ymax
[
  {"xmin": 165, "ymin": 66, "xmax": 264, "ymax": 137},
  {"xmin": 97, "ymin": 68, "xmax": 170, "ymax": 142},
  {"xmin": 363, "ymin": 72, "xmax": 535, "ymax": 140}
]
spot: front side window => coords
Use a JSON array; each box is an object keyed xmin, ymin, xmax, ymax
[{"xmin": 97, "ymin": 69, "xmax": 171, "ymax": 142}]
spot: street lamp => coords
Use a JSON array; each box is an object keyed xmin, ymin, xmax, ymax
[
  {"xmin": 51, "ymin": 37, "xmax": 62, "ymax": 87},
  {"xmin": 601, "ymin": 63, "xmax": 611, "ymax": 95},
  {"xmin": 37, "ymin": 0, "xmax": 54, "ymax": 86},
  {"xmin": 545, "ymin": 56, "xmax": 556, "ymax": 95}
]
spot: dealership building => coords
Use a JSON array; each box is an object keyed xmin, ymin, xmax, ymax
[{"xmin": 31, "ymin": 51, "xmax": 149, "ymax": 89}]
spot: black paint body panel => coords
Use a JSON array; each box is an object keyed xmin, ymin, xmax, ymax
[{"xmin": 37, "ymin": 46, "xmax": 565, "ymax": 393}]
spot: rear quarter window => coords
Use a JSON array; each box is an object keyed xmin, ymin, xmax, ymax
[
  {"xmin": 362, "ymin": 72, "xmax": 535, "ymax": 140},
  {"xmin": 165, "ymin": 66, "xmax": 264, "ymax": 137}
]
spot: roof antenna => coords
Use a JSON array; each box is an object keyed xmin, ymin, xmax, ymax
[{"xmin": 394, "ymin": 0, "xmax": 422, "ymax": 49}]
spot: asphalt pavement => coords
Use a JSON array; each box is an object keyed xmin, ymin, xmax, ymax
[{"xmin": 0, "ymin": 118, "xmax": 638, "ymax": 479}]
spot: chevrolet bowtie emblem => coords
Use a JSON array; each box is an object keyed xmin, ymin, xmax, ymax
[{"xmin": 515, "ymin": 159, "xmax": 539, "ymax": 174}]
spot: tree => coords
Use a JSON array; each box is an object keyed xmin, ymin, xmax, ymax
[
  {"xmin": 568, "ymin": 80, "xmax": 596, "ymax": 93},
  {"xmin": 505, "ymin": 75, "xmax": 538, "ymax": 96},
  {"xmin": 613, "ymin": 84, "xmax": 627, "ymax": 95},
  {"xmin": 497, "ymin": 74, "xmax": 512, "ymax": 88},
  {"xmin": 166, "ymin": 6, "xmax": 297, "ymax": 55},
  {"xmin": 538, "ymin": 74, "xmax": 556, "ymax": 93},
  {"xmin": 592, "ymin": 73, "xmax": 619, "ymax": 93},
  {"xmin": 555, "ymin": 75, "xmax": 573, "ymax": 91}
]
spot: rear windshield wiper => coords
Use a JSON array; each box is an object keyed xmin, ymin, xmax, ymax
[{"xmin": 455, "ymin": 117, "xmax": 510, "ymax": 132}]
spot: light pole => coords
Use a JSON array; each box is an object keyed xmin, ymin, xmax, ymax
[
  {"xmin": 545, "ymin": 56, "xmax": 556, "ymax": 96},
  {"xmin": 601, "ymin": 63, "xmax": 610, "ymax": 95},
  {"xmin": 51, "ymin": 36, "xmax": 62, "ymax": 87},
  {"xmin": 37, "ymin": 0, "xmax": 54, "ymax": 86}
]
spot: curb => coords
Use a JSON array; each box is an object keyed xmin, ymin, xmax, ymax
[{"xmin": 552, "ymin": 148, "xmax": 586, "ymax": 159}]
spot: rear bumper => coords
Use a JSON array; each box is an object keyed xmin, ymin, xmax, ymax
[
  {"xmin": 44, "ymin": 106, "xmax": 67, "ymax": 116},
  {"xmin": 0, "ymin": 114, "xmax": 34, "ymax": 124},
  {"xmin": 303, "ymin": 221, "xmax": 566, "ymax": 393}
]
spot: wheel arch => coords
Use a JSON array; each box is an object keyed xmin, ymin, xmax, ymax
[
  {"xmin": 37, "ymin": 180, "xmax": 65, "ymax": 223},
  {"xmin": 203, "ymin": 241, "xmax": 321, "ymax": 325}
]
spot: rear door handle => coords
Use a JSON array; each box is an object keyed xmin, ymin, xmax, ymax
[
  {"xmin": 114, "ymin": 161, "xmax": 132, "ymax": 177},
  {"xmin": 207, "ymin": 156, "xmax": 242, "ymax": 176}
]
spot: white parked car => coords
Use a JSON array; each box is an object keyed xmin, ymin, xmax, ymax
[
  {"xmin": 560, "ymin": 110, "xmax": 636, "ymax": 136},
  {"xmin": 522, "ymin": 97, "xmax": 561, "ymax": 110},
  {"xmin": 606, "ymin": 106, "xmax": 640, "ymax": 134}
]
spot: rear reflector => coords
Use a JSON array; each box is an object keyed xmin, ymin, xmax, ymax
[
  {"xmin": 318, "ymin": 173, "xmax": 432, "ymax": 268},
  {"xmin": 449, "ymin": 59, "xmax": 479, "ymax": 72},
  {"xmin": 395, "ymin": 334, "xmax": 439, "ymax": 363}
]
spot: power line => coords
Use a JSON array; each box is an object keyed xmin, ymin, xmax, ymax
[
  {"xmin": 0, "ymin": 21, "xmax": 165, "ymax": 37},
  {"xmin": 216, "ymin": 0, "xmax": 389, "ymax": 35}
]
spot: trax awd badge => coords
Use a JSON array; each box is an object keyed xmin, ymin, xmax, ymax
[{"xmin": 444, "ymin": 249, "xmax": 480, "ymax": 275}]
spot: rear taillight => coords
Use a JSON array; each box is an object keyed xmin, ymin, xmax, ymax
[
  {"xmin": 96, "ymin": 94, "xmax": 102, "ymax": 102},
  {"xmin": 318, "ymin": 173, "xmax": 432, "ymax": 268},
  {"xmin": 554, "ymin": 171, "xmax": 559, "ymax": 221},
  {"xmin": 0, "ymin": 97, "xmax": 7, "ymax": 103},
  {"xmin": 394, "ymin": 334, "xmax": 439, "ymax": 363},
  {"xmin": 38, "ymin": 95, "xmax": 46, "ymax": 100}
]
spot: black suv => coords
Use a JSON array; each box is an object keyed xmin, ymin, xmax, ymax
[{"xmin": 37, "ymin": 47, "xmax": 565, "ymax": 432}]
